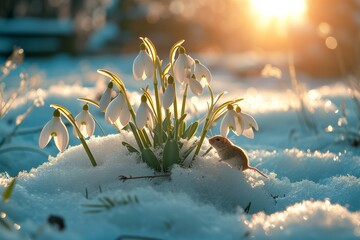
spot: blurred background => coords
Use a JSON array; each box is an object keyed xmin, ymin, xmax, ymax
[{"xmin": 0, "ymin": 0, "xmax": 360, "ymax": 76}]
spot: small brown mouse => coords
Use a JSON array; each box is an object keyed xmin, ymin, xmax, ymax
[{"xmin": 209, "ymin": 135, "xmax": 268, "ymax": 178}]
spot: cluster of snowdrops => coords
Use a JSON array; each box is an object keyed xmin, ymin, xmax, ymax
[{"xmin": 38, "ymin": 38, "xmax": 258, "ymax": 172}]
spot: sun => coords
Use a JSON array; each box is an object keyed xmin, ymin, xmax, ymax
[{"xmin": 250, "ymin": 0, "xmax": 307, "ymax": 27}]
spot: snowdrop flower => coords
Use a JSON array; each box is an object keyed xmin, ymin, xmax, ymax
[
  {"xmin": 133, "ymin": 43, "xmax": 154, "ymax": 81},
  {"xmin": 235, "ymin": 106, "xmax": 259, "ymax": 139},
  {"xmin": 189, "ymin": 74, "xmax": 204, "ymax": 96},
  {"xmin": 73, "ymin": 104, "xmax": 95, "ymax": 138},
  {"xmin": 39, "ymin": 109, "xmax": 69, "ymax": 152},
  {"xmin": 105, "ymin": 92, "xmax": 130, "ymax": 128},
  {"xmin": 99, "ymin": 82, "xmax": 113, "ymax": 112},
  {"xmin": 220, "ymin": 104, "xmax": 237, "ymax": 137},
  {"xmin": 136, "ymin": 95, "xmax": 155, "ymax": 130},
  {"xmin": 194, "ymin": 59, "xmax": 212, "ymax": 86},
  {"xmin": 173, "ymin": 46, "xmax": 195, "ymax": 84},
  {"xmin": 162, "ymin": 75, "xmax": 175, "ymax": 109}
]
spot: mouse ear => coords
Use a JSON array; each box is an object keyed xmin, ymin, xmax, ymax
[{"xmin": 222, "ymin": 137, "xmax": 227, "ymax": 143}]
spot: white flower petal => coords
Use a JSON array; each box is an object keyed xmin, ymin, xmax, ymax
[
  {"xmin": 119, "ymin": 106, "xmax": 131, "ymax": 126},
  {"xmin": 194, "ymin": 61, "xmax": 212, "ymax": 84},
  {"xmin": 136, "ymin": 102, "xmax": 147, "ymax": 129},
  {"xmin": 242, "ymin": 112, "xmax": 259, "ymax": 131},
  {"xmin": 53, "ymin": 117, "xmax": 69, "ymax": 152},
  {"xmin": 242, "ymin": 128, "xmax": 254, "ymax": 139},
  {"xmin": 220, "ymin": 110, "xmax": 236, "ymax": 137},
  {"xmin": 39, "ymin": 118, "xmax": 54, "ymax": 148},
  {"xmin": 99, "ymin": 87, "xmax": 112, "ymax": 112},
  {"xmin": 84, "ymin": 111, "xmax": 95, "ymax": 137},
  {"xmin": 234, "ymin": 115, "xmax": 243, "ymax": 136},
  {"xmin": 133, "ymin": 50, "xmax": 153, "ymax": 81},
  {"xmin": 174, "ymin": 54, "xmax": 190, "ymax": 84},
  {"xmin": 133, "ymin": 51, "xmax": 145, "ymax": 80},
  {"xmin": 189, "ymin": 78, "xmax": 204, "ymax": 96},
  {"xmin": 143, "ymin": 53, "xmax": 154, "ymax": 80},
  {"xmin": 114, "ymin": 118, "xmax": 124, "ymax": 130},
  {"xmin": 162, "ymin": 84, "xmax": 175, "ymax": 109},
  {"xmin": 105, "ymin": 94, "xmax": 122, "ymax": 123},
  {"xmin": 187, "ymin": 54, "xmax": 195, "ymax": 68},
  {"xmin": 146, "ymin": 104, "xmax": 155, "ymax": 130}
]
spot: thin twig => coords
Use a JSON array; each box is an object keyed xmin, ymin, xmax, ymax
[{"xmin": 119, "ymin": 174, "xmax": 171, "ymax": 182}]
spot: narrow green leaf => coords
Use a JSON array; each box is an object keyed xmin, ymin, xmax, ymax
[
  {"xmin": 163, "ymin": 63, "xmax": 171, "ymax": 75},
  {"xmin": 97, "ymin": 69, "xmax": 126, "ymax": 92},
  {"xmin": 177, "ymin": 114, "xmax": 187, "ymax": 124},
  {"xmin": 180, "ymin": 140, "xmax": 198, "ymax": 164},
  {"xmin": 169, "ymin": 39, "xmax": 185, "ymax": 65},
  {"xmin": 179, "ymin": 120, "xmax": 186, "ymax": 137},
  {"xmin": 128, "ymin": 122, "xmax": 144, "ymax": 151},
  {"xmin": 182, "ymin": 122, "xmax": 199, "ymax": 140},
  {"xmin": 122, "ymin": 142, "xmax": 139, "ymax": 153},
  {"xmin": 78, "ymin": 98, "xmax": 100, "ymax": 108},
  {"xmin": 141, "ymin": 148, "xmax": 161, "ymax": 172},
  {"xmin": 2, "ymin": 178, "xmax": 16, "ymax": 202},
  {"xmin": 163, "ymin": 139, "xmax": 180, "ymax": 172}
]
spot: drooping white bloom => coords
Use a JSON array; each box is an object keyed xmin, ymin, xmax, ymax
[
  {"xmin": 220, "ymin": 105, "xmax": 259, "ymax": 138},
  {"xmin": 194, "ymin": 59, "xmax": 212, "ymax": 87},
  {"xmin": 39, "ymin": 109, "xmax": 69, "ymax": 152},
  {"xmin": 220, "ymin": 105, "xmax": 237, "ymax": 137},
  {"xmin": 173, "ymin": 46, "xmax": 195, "ymax": 84},
  {"xmin": 133, "ymin": 43, "xmax": 154, "ymax": 81},
  {"xmin": 162, "ymin": 76, "xmax": 175, "ymax": 109},
  {"xmin": 73, "ymin": 104, "xmax": 95, "ymax": 138},
  {"xmin": 105, "ymin": 92, "xmax": 130, "ymax": 128},
  {"xmin": 235, "ymin": 106, "xmax": 259, "ymax": 139},
  {"xmin": 136, "ymin": 95, "xmax": 155, "ymax": 130},
  {"xmin": 99, "ymin": 82, "xmax": 113, "ymax": 112},
  {"xmin": 189, "ymin": 74, "xmax": 204, "ymax": 96}
]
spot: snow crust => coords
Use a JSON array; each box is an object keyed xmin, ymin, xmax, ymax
[{"xmin": 0, "ymin": 55, "xmax": 359, "ymax": 239}]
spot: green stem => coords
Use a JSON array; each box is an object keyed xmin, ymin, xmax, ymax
[
  {"xmin": 138, "ymin": 128, "xmax": 150, "ymax": 149},
  {"xmin": 142, "ymin": 129, "xmax": 152, "ymax": 147},
  {"xmin": 173, "ymin": 83, "xmax": 179, "ymax": 140},
  {"xmin": 128, "ymin": 122, "xmax": 144, "ymax": 151},
  {"xmin": 124, "ymin": 93, "xmax": 147, "ymax": 151},
  {"xmin": 79, "ymin": 137, "xmax": 97, "ymax": 167},
  {"xmin": 153, "ymin": 69, "xmax": 163, "ymax": 145},
  {"xmin": 178, "ymin": 84, "xmax": 189, "ymax": 136},
  {"xmin": 180, "ymin": 84, "xmax": 188, "ymax": 117},
  {"xmin": 50, "ymin": 104, "xmax": 97, "ymax": 167},
  {"xmin": 193, "ymin": 117, "xmax": 210, "ymax": 158}
]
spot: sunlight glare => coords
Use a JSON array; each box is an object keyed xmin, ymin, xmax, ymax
[
  {"xmin": 250, "ymin": 0, "xmax": 307, "ymax": 21},
  {"xmin": 250, "ymin": 0, "xmax": 307, "ymax": 34}
]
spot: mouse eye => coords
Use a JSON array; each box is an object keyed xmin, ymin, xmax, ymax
[{"xmin": 215, "ymin": 138, "xmax": 220, "ymax": 141}]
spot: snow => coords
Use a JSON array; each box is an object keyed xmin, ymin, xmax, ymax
[{"xmin": 0, "ymin": 54, "xmax": 359, "ymax": 239}]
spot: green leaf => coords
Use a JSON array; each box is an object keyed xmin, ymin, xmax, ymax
[
  {"xmin": 177, "ymin": 113, "xmax": 187, "ymax": 137},
  {"xmin": 153, "ymin": 122, "xmax": 168, "ymax": 147},
  {"xmin": 122, "ymin": 142, "xmax": 139, "ymax": 153},
  {"xmin": 169, "ymin": 39, "xmax": 185, "ymax": 65},
  {"xmin": 141, "ymin": 148, "xmax": 161, "ymax": 172},
  {"xmin": 163, "ymin": 63, "xmax": 171, "ymax": 75},
  {"xmin": 181, "ymin": 122, "xmax": 199, "ymax": 140},
  {"xmin": 163, "ymin": 113, "xmax": 171, "ymax": 129},
  {"xmin": 163, "ymin": 139, "xmax": 180, "ymax": 172},
  {"xmin": 180, "ymin": 140, "xmax": 198, "ymax": 164},
  {"xmin": 77, "ymin": 98, "xmax": 100, "ymax": 108},
  {"xmin": 2, "ymin": 178, "xmax": 16, "ymax": 202},
  {"xmin": 177, "ymin": 114, "xmax": 187, "ymax": 125},
  {"xmin": 97, "ymin": 69, "xmax": 126, "ymax": 93}
]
